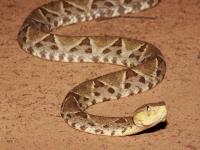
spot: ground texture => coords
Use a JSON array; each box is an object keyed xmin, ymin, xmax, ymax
[{"xmin": 0, "ymin": 0, "xmax": 200, "ymax": 150}]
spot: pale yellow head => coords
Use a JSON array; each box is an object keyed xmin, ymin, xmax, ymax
[{"xmin": 133, "ymin": 101, "xmax": 167, "ymax": 129}]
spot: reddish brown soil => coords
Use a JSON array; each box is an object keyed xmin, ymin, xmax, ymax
[{"xmin": 0, "ymin": 0, "xmax": 200, "ymax": 150}]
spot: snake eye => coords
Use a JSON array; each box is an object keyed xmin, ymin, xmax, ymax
[{"xmin": 146, "ymin": 105, "xmax": 150, "ymax": 111}]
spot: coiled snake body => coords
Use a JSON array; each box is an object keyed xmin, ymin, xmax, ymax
[{"xmin": 18, "ymin": 0, "xmax": 167, "ymax": 136}]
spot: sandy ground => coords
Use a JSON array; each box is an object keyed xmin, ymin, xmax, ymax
[{"xmin": 0, "ymin": 0, "xmax": 200, "ymax": 150}]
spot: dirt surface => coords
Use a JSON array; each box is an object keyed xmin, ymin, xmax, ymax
[{"xmin": 0, "ymin": 0, "xmax": 200, "ymax": 150}]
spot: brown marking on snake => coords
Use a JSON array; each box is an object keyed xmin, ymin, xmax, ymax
[
  {"xmin": 54, "ymin": 20, "xmax": 59, "ymax": 27},
  {"xmin": 103, "ymin": 124, "xmax": 109, "ymax": 128},
  {"xmin": 103, "ymin": 98, "xmax": 109, "ymax": 102},
  {"xmin": 78, "ymin": 57, "xmax": 84, "ymax": 62},
  {"xmin": 135, "ymin": 55, "xmax": 140, "ymax": 61},
  {"xmin": 91, "ymin": 100, "xmax": 96, "ymax": 105},
  {"xmin": 94, "ymin": 80, "xmax": 104, "ymax": 88},
  {"xmin": 40, "ymin": 51, "xmax": 46, "ymax": 58},
  {"xmin": 46, "ymin": 16, "xmax": 51, "ymax": 22},
  {"xmin": 43, "ymin": 34, "xmax": 56, "ymax": 43},
  {"xmin": 138, "ymin": 44, "xmax": 147, "ymax": 52},
  {"xmin": 63, "ymin": 16, "xmax": 71, "ymax": 23},
  {"xmin": 61, "ymin": 113, "xmax": 64, "ymax": 118},
  {"xmin": 92, "ymin": 56, "xmax": 99, "ymax": 62},
  {"xmin": 148, "ymin": 82, "xmax": 154, "ymax": 89},
  {"xmin": 71, "ymin": 123, "xmax": 76, "ymax": 128},
  {"xmin": 94, "ymin": 92, "xmax": 100, "ymax": 96},
  {"xmin": 66, "ymin": 113, "xmax": 72, "ymax": 118},
  {"xmin": 51, "ymin": 45, "xmax": 59, "ymax": 50},
  {"xmin": 85, "ymin": 48, "xmax": 92, "ymax": 53},
  {"xmin": 129, "ymin": 52, "xmax": 136, "ymax": 58},
  {"xmin": 113, "ymin": 39, "xmax": 121, "ymax": 47},
  {"xmin": 35, "ymin": 42, "xmax": 43, "ymax": 48},
  {"xmin": 148, "ymin": 0, "xmax": 156, "ymax": 6},
  {"xmin": 71, "ymin": 92, "xmax": 81, "ymax": 101},
  {"xmin": 43, "ymin": 1, "xmax": 61, "ymax": 12},
  {"xmin": 126, "ymin": 69, "xmax": 138, "ymax": 79},
  {"xmin": 112, "ymin": 57, "xmax": 117, "ymax": 64},
  {"xmin": 93, "ymin": 0, "xmax": 103, "ymax": 3},
  {"xmin": 70, "ymin": 47, "xmax": 79, "ymax": 52},
  {"xmin": 139, "ymin": 76, "xmax": 146, "ymax": 84},
  {"xmin": 116, "ymin": 49, "xmax": 122, "ymax": 55},
  {"xmin": 63, "ymin": 1, "xmax": 73, "ymax": 9},
  {"xmin": 91, "ymin": 3, "xmax": 98, "ymax": 9},
  {"xmin": 27, "ymin": 47, "xmax": 34, "ymax": 54},
  {"xmin": 125, "ymin": 83, "xmax": 131, "ymax": 89},
  {"xmin": 80, "ymin": 38, "xmax": 90, "ymax": 45},
  {"xmin": 156, "ymin": 70, "xmax": 162, "ymax": 76},
  {"xmin": 122, "ymin": 60, "xmax": 128, "ymax": 66},
  {"xmin": 137, "ymin": 88, "xmax": 142, "ymax": 94},
  {"xmin": 88, "ymin": 122, "xmax": 95, "ymax": 126},
  {"xmin": 36, "ymin": 8, "xmax": 48, "ymax": 19},
  {"xmin": 76, "ymin": 112, "xmax": 88, "ymax": 119},
  {"xmin": 79, "ymin": 103, "xmax": 83, "ymax": 108},
  {"xmin": 124, "ymin": 0, "xmax": 132, "ymax": 4},
  {"xmin": 64, "ymin": 9, "xmax": 72, "ymax": 15},
  {"xmin": 122, "ymin": 128, "xmax": 127, "ymax": 133},
  {"xmin": 115, "ymin": 118, "xmax": 127, "ymax": 123},
  {"xmin": 80, "ymin": 125, "xmax": 87, "ymax": 130},
  {"xmin": 108, "ymin": 87, "xmax": 115, "ymax": 94},
  {"xmin": 118, "ymin": 6, "xmax": 125, "ymax": 14},
  {"xmin": 103, "ymin": 48, "xmax": 111, "ymax": 54},
  {"xmin": 83, "ymin": 97, "xmax": 89, "ymax": 101},
  {"xmin": 104, "ymin": 2, "xmax": 114, "ymax": 7},
  {"xmin": 62, "ymin": 95, "xmax": 81, "ymax": 112},
  {"xmin": 130, "ymin": 92, "xmax": 134, "ymax": 96},
  {"xmin": 95, "ymin": 129, "xmax": 104, "ymax": 134},
  {"xmin": 22, "ymin": 36, "xmax": 27, "ymax": 43},
  {"xmin": 116, "ymin": 94, "xmax": 122, "ymax": 99}
]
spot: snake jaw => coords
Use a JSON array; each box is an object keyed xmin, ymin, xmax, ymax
[{"xmin": 133, "ymin": 101, "xmax": 167, "ymax": 128}]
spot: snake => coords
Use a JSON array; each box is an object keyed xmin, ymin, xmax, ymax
[{"xmin": 17, "ymin": 0, "xmax": 167, "ymax": 136}]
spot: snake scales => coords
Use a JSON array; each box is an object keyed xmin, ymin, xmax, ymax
[{"xmin": 17, "ymin": 0, "xmax": 167, "ymax": 136}]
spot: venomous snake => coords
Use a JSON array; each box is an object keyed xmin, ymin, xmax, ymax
[{"xmin": 17, "ymin": 0, "xmax": 167, "ymax": 136}]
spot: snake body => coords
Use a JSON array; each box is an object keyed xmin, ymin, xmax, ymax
[{"xmin": 18, "ymin": 0, "xmax": 167, "ymax": 136}]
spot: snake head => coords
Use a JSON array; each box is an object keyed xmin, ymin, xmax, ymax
[{"xmin": 133, "ymin": 101, "xmax": 167, "ymax": 129}]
